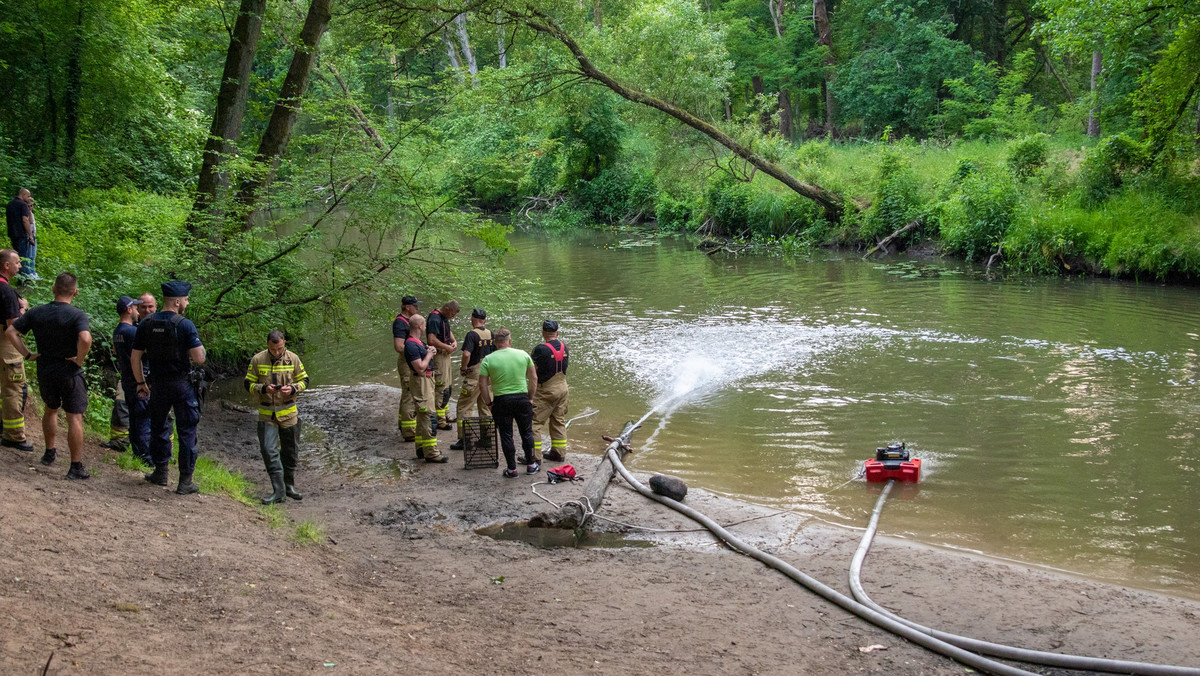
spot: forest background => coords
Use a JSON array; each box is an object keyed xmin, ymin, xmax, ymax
[{"xmin": 1, "ymin": 0, "xmax": 1198, "ymax": 429}]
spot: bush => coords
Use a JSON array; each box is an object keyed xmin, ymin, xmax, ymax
[
  {"xmin": 576, "ymin": 167, "xmax": 655, "ymax": 224},
  {"xmin": 1007, "ymin": 134, "xmax": 1050, "ymax": 180},
  {"xmin": 862, "ymin": 149, "xmax": 923, "ymax": 242},
  {"xmin": 936, "ymin": 167, "xmax": 1020, "ymax": 261},
  {"xmin": 704, "ymin": 176, "xmax": 752, "ymax": 236},
  {"xmin": 1079, "ymin": 133, "xmax": 1151, "ymax": 207},
  {"xmin": 655, "ymin": 192, "xmax": 695, "ymax": 231}
]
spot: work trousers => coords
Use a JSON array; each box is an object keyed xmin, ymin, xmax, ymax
[
  {"xmin": 432, "ymin": 351, "xmax": 453, "ymax": 421},
  {"xmin": 149, "ymin": 379, "xmax": 201, "ymax": 476},
  {"xmin": 258, "ymin": 420, "xmax": 299, "ymax": 482},
  {"xmin": 0, "ymin": 353, "xmax": 28, "ymax": 442},
  {"xmin": 121, "ymin": 382, "xmax": 151, "ymax": 463},
  {"xmin": 15, "ymin": 239, "xmax": 35, "ymax": 278},
  {"xmin": 396, "ymin": 356, "xmax": 416, "ymax": 441},
  {"xmin": 412, "ymin": 373, "xmax": 443, "ymax": 460},
  {"xmin": 492, "ymin": 392, "xmax": 534, "ymax": 471},
  {"xmin": 109, "ymin": 385, "xmax": 129, "ymax": 444},
  {"xmin": 455, "ymin": 364, "xmax": 489, "ymax": 438},
  {"xmin": 532, "ymin": 374, "xmax": 569, "ymax": 460}
]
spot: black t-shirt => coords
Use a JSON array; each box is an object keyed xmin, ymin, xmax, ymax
[
  {"xmin": 462, "ymin": 328, "xmax": 494, "ymax": 367},
  {"xmin": 426, "ymin": 310, "xmax": 450, "ymax": 345},
  {"xmin": 0, "ymin": 276, "xmax": 21, "ymax": 325},
  {"xmin": 132, "ymin": 311, "xmax": 203, "ymax": 383},
  {"xmin": 404, "ymin": 337, "xmax": 429, "ymax": 376},
  {"xmin": 6, "ymin": 198, "xmax": 31, "ymax": 244},
  {"xmin": 113, "ymin": 322, "xmax": 142, "ymax": 387},
  {"xmin": 531, "ymin": 339, "xmax": 569, "ymax": 384},
  {"xmin": 392, "ymin": 313, "xmax": 411, "ymax": 340},
  {"xmin": 13, "ymin": 301, "xmax": 90, "ymax": 380}
]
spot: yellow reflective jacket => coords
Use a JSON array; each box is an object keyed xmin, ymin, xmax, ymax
[{"xmin": 244, "ymin": 349, "xmax": 309, "ymax": 426}]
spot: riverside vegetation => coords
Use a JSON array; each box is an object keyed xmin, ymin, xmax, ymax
[{"xmin": 0, "ymin": 0, "xmax": 1198, "ymax": 381}]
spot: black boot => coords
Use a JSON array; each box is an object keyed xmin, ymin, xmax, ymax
[
  {"xmin": 283, "ymin": 469, "xmax": 302, "ymax": 500},
  {"xmin": 176, "ymin": 472, "xmax": 199, "ymax": 495},
  {"xmin": 144, "ymin": 464, "xmax": 169, "ymax": 486},
  {"xmin": 261, "ymin": 472, "xmax": 286, "ymax": 504}
]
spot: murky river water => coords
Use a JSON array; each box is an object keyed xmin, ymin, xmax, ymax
[{"xmin": 300, "ymin": 230, "xmax": 1200, "ymax": 599}]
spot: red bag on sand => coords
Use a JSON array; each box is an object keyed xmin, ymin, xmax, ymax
[{"xmin": 546, "ymin": 465, "xmax": 578, "ymax": 484}]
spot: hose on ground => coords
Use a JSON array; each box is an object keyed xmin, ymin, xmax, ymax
[
  {"xmin": 604, "ymin": 449, "xmax": 1039, "ymax": 676},
  {"xmin": 851, "ymin": 480, "xmax": 1200, "ymax": 676}
]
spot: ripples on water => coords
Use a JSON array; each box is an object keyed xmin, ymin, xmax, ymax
[{"xmin": 303, "ymin": 231, "xmax": 1200, "ymax": 598}]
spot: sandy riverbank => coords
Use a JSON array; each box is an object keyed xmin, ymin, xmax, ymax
[{"xmin": 1, "ymin": 384, "xmax": 1198, "ymax": 674}]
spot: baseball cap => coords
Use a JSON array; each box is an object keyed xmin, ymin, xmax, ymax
[
  {"xmin": 471, "ymin": 308, "xmax": 486, "ymax": 319},
  {"xmin": 116, "ymin": 296, "xmax": 144, "ymax": 313},
  {"xmin": 402, "ymin": 295, "xmax": 419, "ymax": 306},
  {"xmin": 542, "ymin": 319, "xmax": 559, "ymax": 332}
]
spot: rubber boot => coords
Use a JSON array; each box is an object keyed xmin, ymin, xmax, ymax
[
  {"xmin": 144, "ymin": 464, "xmax": 169, "ymax": 486},
  {"xmin": 283, "ymin": 468, "xmax": 302, "ymax": 500},
  {"xmin": 176, "ymin": 472, "xmax": 199, "ymax": 495},
  {"xmin": 261, "ymin": 472, "xmax": 286, "ymax": 504}
]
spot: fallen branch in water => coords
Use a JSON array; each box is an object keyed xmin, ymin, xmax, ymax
[{"xmin": 863, "ymin": 217, "xmax": 923, "ymax": 258}]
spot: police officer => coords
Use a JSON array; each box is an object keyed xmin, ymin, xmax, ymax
[
  {"xmin": 0, "ymin": 249, "xmax": 32, "ymax": 452},
  {"xmin": 392, "ymin": 295, "xmax": 420, "ymax": 442},
  {"xmin": 449, "ymin": 308, "xmax": 494, "ymax": 451},
  {"xmin": 404, "ymin": 314, "xmax": 447, "ymax": 463},
  {"xmin": 426, "ymin": 300, "xmax": 459, "ymax": 429},
  {"xmin": 531, "ymin": 319, "xmax": 570, "ymax": 462},
  {"xmin": 245, "ymin": 330, "xmax": 309, "ymax": 503},
  {"xmin": 102, "ymin": 296, "xmax": 145, "ymax": 452},
  {"xmin": 113, "ymin": 296, "xmax": 152, "ymax": 464},
  {"xmin": 131, "ymin": 281, "xmax": 206, "ymax": 495}
]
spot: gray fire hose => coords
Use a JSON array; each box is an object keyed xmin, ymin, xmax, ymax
[
  {"xmin": 850, "ymin": 480, "xmax": 1200, "ymax": 676},
  {"xmin": 605, "ymin": 449, "xmax": 1039, "ymax": 676}
]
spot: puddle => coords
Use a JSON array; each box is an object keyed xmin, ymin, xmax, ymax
[{"xmin": 476, "ymin": 522, "xmax": 655, "ymax": 549}]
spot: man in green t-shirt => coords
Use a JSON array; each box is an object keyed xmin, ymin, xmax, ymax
[{"xmin": 479, "ymin": 327, "xmax": 539, "ymax": 477}]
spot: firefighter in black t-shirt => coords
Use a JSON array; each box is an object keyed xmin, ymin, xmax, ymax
[
  {"xmin": 0, "ymin": 249, "xmax": 31, "ymax": 452},
  {"xmin": 449, "ymin": 308, "xmax": 494, "ymax": 451},
  {"xmin": 391, "ymin": 295, "xmax": 420, "ymax": 441},
  {"xmin": 530, "ymin": 319, "xmax": 569, "ymax": 462}
]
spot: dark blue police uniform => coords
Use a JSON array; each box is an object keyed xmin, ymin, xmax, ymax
[
  {"xmin": 133, "ymin": 282, "xmax": 203, "ymax": 484},
  {"xmin": 114, "ymin": 318, "xmax": 151, "ymax": 463}
]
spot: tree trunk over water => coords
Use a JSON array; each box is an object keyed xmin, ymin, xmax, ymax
[
  {"xmin": 517, "ymin": 9, "xmax": 845, "ymax": 222},
  {"xmin": 1087, "ymin": 49, "xmax": 1102, "ymax": 138},
  {"xmin": 235, "ymin": 0, "xmax": 333, "ymax": 217},
  {"xmin": 190, "ymin": 0, "xmax": 266, "ymax": 233}
]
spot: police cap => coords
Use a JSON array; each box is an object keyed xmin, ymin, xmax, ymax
[
  {"xmin": 542, "ymin": 319, "xmax": 559, "ymax": 332},
  {"xmin": 162, "ymin": 280, "xmax": 192, "ymax": 298},
  {"xmin": 471, "ymin": 308, "xmax": 486, "ymax": 319},
  {"xmin": 116, "ymin": 296, "xmax": 143, "ymax": 313},
  {"xmin": 402, "ymin": 295, "xmax": 419, "ymax": 307}
]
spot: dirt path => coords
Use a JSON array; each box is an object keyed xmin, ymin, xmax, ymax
[{"xmin": 2, "ymin": 385, "xmax": 1199, "ymax": 674}]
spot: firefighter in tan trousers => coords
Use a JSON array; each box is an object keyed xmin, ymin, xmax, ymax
[
  {"xmin": 426, "ymin": 300, "xmax": 459, "ymax": 429},
  {"xmin": 392, "ymin": 295, "xmax": 420, "ymax": 442},
  {"xmin": 0, "ymin": 250, "xmax": 31, "ymax": 452},
  {"xmin": 404, "ymin": 314, "xmax": 447, "ymax": 463},
  {"xmin": 449, "ymin": 308, "xmax": 494, "ymax": 451},
  {"xmin": 530, "ymin": 319, "xmax": 569, "ymax": 462},
  {"xmin": 245, "ymin": 330, "xmax": 309, "ymax": 504}
]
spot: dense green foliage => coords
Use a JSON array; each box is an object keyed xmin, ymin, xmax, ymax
[{"xmin": 0, "ymin": 0, "xmax": 1197, "ymax": 407}]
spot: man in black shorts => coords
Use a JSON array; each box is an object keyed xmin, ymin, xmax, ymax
[{"xmin": 5, "ymin": 272, "xmax": 93, "ymax": 479}]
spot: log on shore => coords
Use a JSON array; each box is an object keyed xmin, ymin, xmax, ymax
[{"xmin": 555, "ymin": 421, "xmax": 637, "ymax": 530}]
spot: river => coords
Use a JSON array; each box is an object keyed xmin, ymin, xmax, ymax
[{"xmin": 299, "ymin": 229, "xmax": 1200, "ymax": 599}]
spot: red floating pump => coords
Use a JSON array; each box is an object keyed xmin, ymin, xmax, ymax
[{"xmin": 864, "ymin": 442, "xmax": 921, "ymax": 483}]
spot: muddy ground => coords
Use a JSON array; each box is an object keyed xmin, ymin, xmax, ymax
[{"xmin": 2, "ymin": 384, "xmax": 1199, "ymax": 674}]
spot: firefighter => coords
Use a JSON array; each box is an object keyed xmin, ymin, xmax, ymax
[
  {"xmin": 245, "ymin": 331, "xmax": 309, "ymax": 503},
  {"xmin": 0, "ymin": 249, "xmax": 31, "ymax": 453},
  {"xmin": 426, "ymin": 300, "xmax": 459, "ymax": 430},
  {"xmin": 392, "ymin": 295, "xmax": 420, "ymax": 442},
  {"xmin": 531, "ymin": 319, "xmax": 569, "ymax": 462},
  {"xmin": 449, "ymin": 308, "xmax": 494, "ymax": 451},
  {"xmin": 404, "ymin": 314, "xmax": 447, "ymax": 463},
  {"xmin": 131, "ymin": 281, "xmax": 206, "ymax": 495}
]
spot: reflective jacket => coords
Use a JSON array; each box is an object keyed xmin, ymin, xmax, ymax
[{"xmin": 244, "ymin": 349, "xmax": 309, "ymax": 426}]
